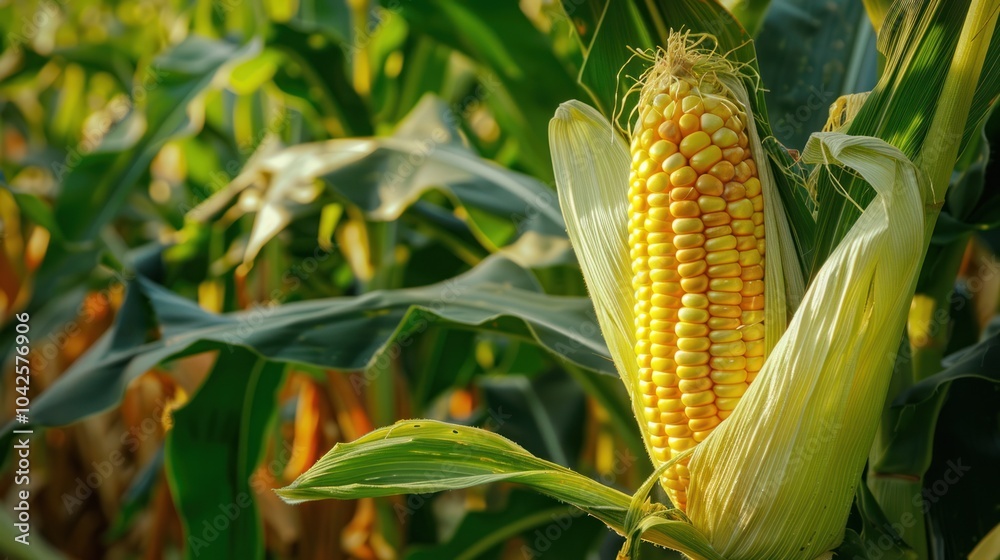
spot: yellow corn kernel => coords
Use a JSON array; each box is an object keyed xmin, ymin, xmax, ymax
[
  {"xmin": 663, "ymin": 152, "xmax": 688, "ymax": 173},
  {"xmin": 675, "ymin": 248, "xmax": 706, "ymax": 263},
  {"xmin": 649, "ymin": 140, "xmax": 678, "ymax": 162},
  {"xmin": 711, "ymin": 356, "xmax": 746, "ymax": 371},
  {"xmin": 670, "ymin": 200, "xmax": 700, "ymax": 218},
  {"xmin": 670, "ymin": 167, "xmax": 698, "ymax": 188},
  {"xmin": 690, "ymin": 145, "xmax": 723, "ymax": 173},
  {"xmin": 695, "ymin": 174, "xmax": 724, "ymax": 196},
  {"xmin": 700, "ymin": 113, "xmax": 724, "ymax": 134},
  {"xmin": 680, "ymin": 276, "xmax": 709, "ymax": 292},
  {"xmin": 702, "ymin": 212, "xmax": 731, "ymax": 227},
  {"xmin": 708, "ymin": 329, "xmax": 742, "ymax": 344},
  {"xmin": 680, "ymin": 131, "xmax": 712, "ymax": 157},
  {"xmin": 711, "ymin": 127, "xmax": 738, "ymax": 148},
  {"xmin": 678, "ymin": 113, "xmax": 701, "ymax": 135},
  {"xmin": 670, "ymin": 186, "xmax": 698, "ymax": 201},
  {"xmin": 678, "ymin": 337, "xmax": 711, "ymax": 352},
  {"xmin": 709, "ymin": 161, "xmax": 735, "ymax": 182},
  {"xmin": 679, "ymin": 377, "xmax": 713, "ymax": 393}
]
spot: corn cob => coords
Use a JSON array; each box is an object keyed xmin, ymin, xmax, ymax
[{"xmin": 627, "ymin": 44, "xmax": 765, "ymax": 510}]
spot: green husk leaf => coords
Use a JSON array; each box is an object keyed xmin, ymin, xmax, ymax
[{"xmin": 810, "ymin": 0, "xmax": 1000, "ymax": 271}]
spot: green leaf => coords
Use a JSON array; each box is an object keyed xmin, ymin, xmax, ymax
[
  {"xmin": 576, "ymin": 0, "xmax": 653, "ymax": 121},
  {"xmin": 395, "ymin": 0, "xmax": 584, "ymax": 179},
  {"xmin": 557, "ymin": 0, "xmax": 606, "ymax": 54},
  {"xmin": 755, "ymin": 0, "xmax": 879, "ymax": 150},
  {"xmin": 850, "ymin": 483, "xmax": 918, "ymax": 560},
  {"xmin": 0, "ymin": 256, "xmax": 615, "ymax": 446},
  {"xmin": 810, "ymin": 0, "xmax": 1000, "ymax": 271},
  {"xmin": 892, "ymin": 329, "xmax": 1000, "ymax": 407},
  {"xmin": 5, "ymin": 188, "xmax": 64, "ymax": 241},
  {"xmin": 54, "ymin": 36, "xmax": 260, "ymax": 241},
  {"xmin": 27, "ymin": 36, "xmax": 260, "ymax": 327},
  {"xmin": 923, "ymin": 377, "xmax": 1000, "ymax": 557},
  {"xmin": 862, "ymin": 0, "xmax": 893, "ymax": 32},
  {"xmin": 199, "ymin": 96, "xmax": 570, "ymax": 268},
  {"xmin": 479, "ymin": 373, "xmax": 586, "ymax": 468},
  {"xmin": 0, "ymin": 267, "xmax": 152, "ymax": 448},
  {"xmin": 165, "ymin": 352, "xmax": 285, "ymax": 560},
  {"xmin": 108, "ymin": 448, "xmax": 164, "ymax": 539},
  {"xmin": 286, "ymin": 0, "xmax": 351, "ymax": 43},
  {"xmin": 48, "ymin": 43, "xmax": 136, "ymax": 90},
  {"xmin": 723, "ymin": 0, "xmax": 774, "ymax": 36},
  {"xmin": 276, "ymin": 420, "xmax": 725, "ymax": 560},
  {"xmin": 269, "ymin": 23, "xmax": 373, "ymax": 137},
  {"xmin": 563, "ymin": 362, "xmax": 649, "ymax": 469},
  {"xmin": 933, "ymin": 124, "xmax": 1000, "ymax": 243}
]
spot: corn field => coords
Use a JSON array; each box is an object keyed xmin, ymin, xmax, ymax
[{"xmin": 1, "ymin": 0, "xmax": 999, "ymax": 559}]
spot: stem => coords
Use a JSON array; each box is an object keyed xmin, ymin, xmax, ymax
[
  {"xmin": 917, "ymin": 0, "xmax": 1000, "ymax": 206},
  {"xmin": 869, "ymin": 234, "xmax": 968, "ymax": 558},
  {"xmin": 362, "ymin": 220, "xmax": 400, "ymax": 429},
  {"xmin": 349, "ymin": 0, "xmax": 372, "ymax": 97},
  {"xmin": 868, "ymin": 0, "xmax": 1000, "ymax": 555}
]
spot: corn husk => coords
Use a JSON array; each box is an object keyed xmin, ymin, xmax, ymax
[
  {"xmin": 686, "ymin": 132, "xmax": 924, "ymax": 559},
  {"xmin": 550, "ymin": 98, "xmax": 924, "ymax": 558}
]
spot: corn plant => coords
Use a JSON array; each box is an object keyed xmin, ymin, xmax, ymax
[
  {"xmin": 2, "ymin": 0, "xmax": 1000, "ymax": 558},
  {"xmin": 275, "ymin": 1, "xmax": 1000, "ymax": 558}
]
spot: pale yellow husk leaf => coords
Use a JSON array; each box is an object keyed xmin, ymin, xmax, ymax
[
  {"xmin": 686, "ymin": 132, "xmax": 924, "ymax": 560},
  {"xmin": 548, "ymin": 100, "xmax": 651, "ymax": 453}
]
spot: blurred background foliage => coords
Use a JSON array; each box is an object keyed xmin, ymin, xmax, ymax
[{"xmin": 0, "ymin": 0, "xmax": 996, "ymax": 559}]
